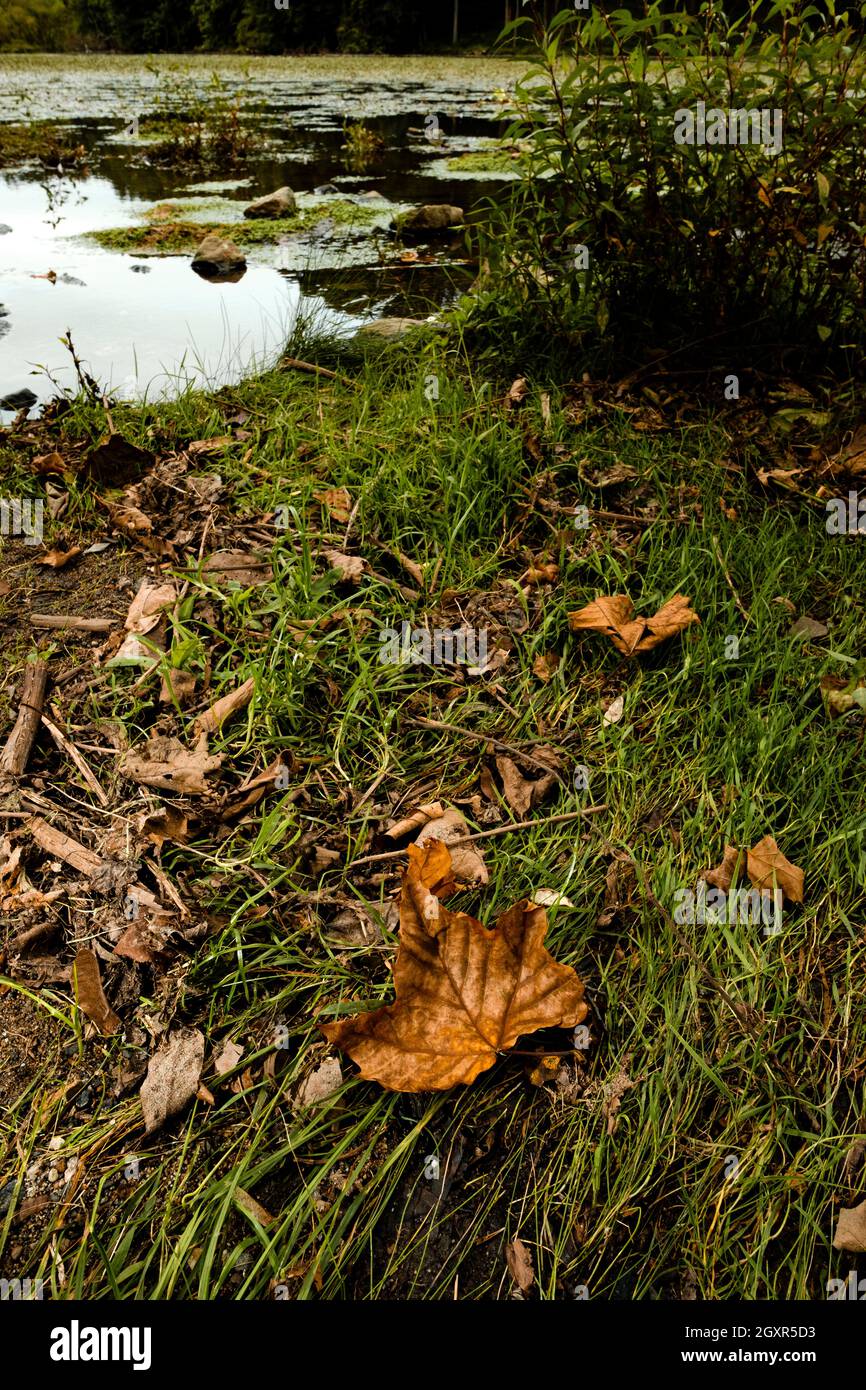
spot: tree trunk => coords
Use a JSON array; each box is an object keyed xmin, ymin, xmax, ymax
[{"xmin": 452, "ymin": 0, "xmax": 459, "ymax": 46}]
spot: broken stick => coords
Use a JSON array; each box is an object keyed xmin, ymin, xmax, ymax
[{"xmin": 0, "ymin": 660, "xmax": 49, "ymax": 776}]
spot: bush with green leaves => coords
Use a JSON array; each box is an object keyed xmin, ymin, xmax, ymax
[{"xmin": 467, "ymin": 1, "xmax": 866, "ymax": 377}]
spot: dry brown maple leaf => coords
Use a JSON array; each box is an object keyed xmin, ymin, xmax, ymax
[
  {"xmin": 568, "ymin": 593, "xmax": 700, "ymax": 655},
  {"xmin": 321, "ymin": 841, "xmax": 588, "ymax": 1092},
  {"xmin": 746, "ymin": 835, "xmax": 804, "ymax": 902}
]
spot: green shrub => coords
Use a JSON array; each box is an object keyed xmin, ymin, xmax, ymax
[{"xmin": 467, "ymin": 1, "xmax": 866, "ymax": 377}]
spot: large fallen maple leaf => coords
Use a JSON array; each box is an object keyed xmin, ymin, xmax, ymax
[
  {"xmin": 321, "ymin": 841, "xmax": 587, "ymax": 1091},
  {"xmin": 568, "ymin": 593, "xmax": 699, "ymax": 655}
]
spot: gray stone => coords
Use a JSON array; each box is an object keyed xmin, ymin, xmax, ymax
[
  {"xmin": 1, "ymin": 388, "xmax": 37, "ymax": 411},
  {"xmin": 356, "ymin": 317, "xmax": 427, "ymax": 342},
  {"xmin": 191, "ymin": 234, "xmax": 247, "ymax": 281},
  {"xmin": 243, "ymin": 186, "xmax": 297, "ymax": 219},
  {"xmin": 395, "ymin": 203, "xmax": 464, "ymax": 236}
]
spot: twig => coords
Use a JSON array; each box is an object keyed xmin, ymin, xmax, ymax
[
  {"xmin": 711, "ymin": 534, "xmax": 750, "ymax": 622},
  {"xmin": 407, "ymin": 715, "xmax": 569, "ymax": 787},
  {"xmin": 346, "ymin": 805, "xmax": 607, "ymax": 870},
  {"xmin": 0, "ymin": 660, "xmax": 49, "ymax": 776},
  {"xmin": 31, "ymin": 615, "xmax": 113, "ymax": 632},
  {"xmin": 40, "ymin": 714, "xmax": 109, "ymax": 807},
  {"xmin": 279, "ymin": 357, "xmax": 357, "ymax": 389},
  {"xmin": 27, "ymin": 816, "xmax": 104, "ymax": 875}
]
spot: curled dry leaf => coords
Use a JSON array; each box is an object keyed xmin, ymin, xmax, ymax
[
  {"xmin": 385, "ymin": 801, "xmax": 445, "ymax": 841},
  {"xmin": 140, "ymin": 1026, "xmax": 205, "ymax": 1134},
  {"xmin": 602, "ymin": 694, "xmax": 625, "ymax": 725},
  {"xmin": 703, "ymin": 844, "xmax": 744, "ymax": 891},
  {"xmin": 124, "ymin": 582, "xmax": 177, "ymax": 635},
  {"xmin": 505, "ymin": 1237, "xmax": 535, "ymax": 1293},
  {"xmin": 74, "ymin": 948, "xmax": 121, "ymax": 1036},
  {"xmin": 745, "ymin": 835, "xmax": 804, "ymax": 903},
  {"xmin": 314, "ymin": 487, "xmax": 352, "ymax": 524},
  {"xmin": 214, "ymin": 1039, "xmax": 245, "ymax": 1075},
  {"xmin": 202, "ymin": 550, "xmax": 272, "ymax": 588},
  {"xmin": 121, "ymin": 734, "xmax": 222, "ymax": 795},
  {"xmin": 195, "ymin": 676, "xmax": 255, "ymax": 736},
  {"xmin": 294, "ymin": 1057, "xmax": 343, "ymax": 1110},
  {"xmin": 494, "ymin": 752, "xmax": 557, "ymax": 818},
  {"xmin": 37, "ymin": 545, "xmax": 81, "ymax": 569},
  {"xmin": 321, "ymin": 841, "xmax": 588, "ymax": 1092},
  {"xmin": 532, "ymin": 888, "xmax": 575, "ymax": 909},
  {"xmin": 532, "ymin": 651, "xmax": 560, "ymax": 683},
  {"xmin": 414, "ymin": 806, "xmax": 488, "ymax": 888},
  {"xmin": 569, "ymin": 593, "xmax": 699, "ymax": 655},
  {"xmin": 323, "ymin": 549, "xmax": 364, "ymax": 584},
  {"xmin": 833, "ymin": 1199, "xmax": 866, "ymax": 1253}
]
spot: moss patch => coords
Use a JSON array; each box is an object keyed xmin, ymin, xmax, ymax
[
  {"xmin": 85, "ymin": 200, "xmax": 383, "ymax": 254},
  {"xmin": 446, "ymin": 149, "xmax": 524, "ymax": 174}
]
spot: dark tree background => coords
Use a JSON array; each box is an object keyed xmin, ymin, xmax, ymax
[{"xmin": 0, "ymin": 0, "xmax": 517, "ymax": 52}]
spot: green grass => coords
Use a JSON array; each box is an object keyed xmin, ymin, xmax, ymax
[{"xmin": 0, "ymin": 330, "xmax": 864, "ymax": 1300}]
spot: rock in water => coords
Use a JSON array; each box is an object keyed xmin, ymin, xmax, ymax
[
  {"xmin": 395, "ymin": 204, "xmax": 464, "ymax": 236},
  {"xmin": 355, "ymin": 317, "xmax": 427, "ymax": 342},
  {"xmin": 0, "ymin": 224, "xmax": 12, "ymax": 235},
  {"xmin": 191, "ymin": 234, "xmax": 247, "ymax": 282},
  {"xmin": 0, "ymin": 388, "xmax": 38, "ymax": 411},
  {"xmin": 243, "ymin": 186, "xmax": 297, "ymax": 219}
]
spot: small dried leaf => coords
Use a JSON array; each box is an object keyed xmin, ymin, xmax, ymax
[
  {"xmin": 140, "ymin": 1026, "xmax": 205, "ymax": 1133},
  {"xmin": 314, "ymin": 487, "xmax": 352, "ymax": 524},
  {"xmin": 124, "ymin": 582, "xmax": 176, "ymax": 634},
  {"xmin": 414, "ymin": 807, "xmax": 487, "ymax": 888},
  {"xmin": 37, "ymin": 545, "xmax": 81, "ymax": 569},
  {"xmin": 323, "ymin": 549, "xmax": 364, "ymax": 584},
  {"xmin": 505, "ymin": 1238, "xmax": 535, "ymax": 1292},
  {"xmin": 603, "ymin": 694, "xmax": 625, "ymax": 725},
  {"xmin": 121, "ymin": 735, "xmax": 221, "ymax": 795},
  {"xmin": 532, "ymin": 652, "xmax": 560, "ymax": 682},
  {"xmin": 74, "ymin": 948, "xmax": 121, "ymax": 1036},
  {"xmin": 833, "ymin": 1199, "xmax": 866, "ymax": 1253}
]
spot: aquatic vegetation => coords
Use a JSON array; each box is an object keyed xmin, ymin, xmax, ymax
[
  {"xmin": 341, "ymin": 120, "xmax": 385, "ymax": 171},
  {"xmin": 0, "ymin": 120, "xmax": 86, "ymax": 169}
]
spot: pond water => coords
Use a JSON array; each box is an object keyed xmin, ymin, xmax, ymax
[{"xmin": 0, "ymin": 54, "xmax": 521, "ymax": 414}]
